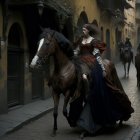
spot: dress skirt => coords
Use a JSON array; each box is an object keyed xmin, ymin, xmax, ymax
[
  {"xmin": 77, "ymin": 103, "xmax": 102, "ymax": 134},
  {"xmin": 76, "ymin": 60, "xmax": 134, "ymax": 134}
]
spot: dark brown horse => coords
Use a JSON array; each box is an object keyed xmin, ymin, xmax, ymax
[
  {"xmin": 120, "ymin": 45, "xmax": 133, "ymax": 78},
  {"xmin": 30, "ymin": 28, "xmax": 126, "ymax": 136},
  {"xmin": 135, "ymin": 52, "xmax": 140, "ymax": 87},
  {"xmin": 30, "ymin": 28, "xmax": 84, "ymax": 136}
]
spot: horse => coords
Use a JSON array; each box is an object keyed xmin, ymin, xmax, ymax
[
  {"xmin": 30, "ymin": 28, "xmax": 85, "ymax": 136},
  {"xmin": 30, "ymin": 28, "xmax": 126, "ymax": 136},
  {"xmin": 135, "ymin": 52, "xmax": 140, "ymax": 88},
  {"xmin": 119, "ymin": 44, "xmax": 133, "ymax": 78}
]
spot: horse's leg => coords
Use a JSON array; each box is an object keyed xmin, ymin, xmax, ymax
[
  {"xmin": 119, "ymin": 120, "xmax": 123, "ymax": 127},
  {"xmin": 137, "ymin": 72, "xmax": 140, "ymax": 88},
  {"xmin": 63, "ymin": 91, "xmax": 70, "ymax": 118},
  {"xmin": 51, "ymin": 92, "xmax": 60, "ymax": 137},
  {"xmin": 124, "ymin": 63, "xmax": 126, "ymax": 77},
  {"xmin": 137, "ymin": 74, "xmax": 139, "ymax": 87},
  {"xmin": 127, "ymin": 62, "xmax": 131, "ymax": 77}
]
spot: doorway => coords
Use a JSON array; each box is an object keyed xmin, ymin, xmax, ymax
[{"xmin": 7, "ymin": 23, "xmax": 24, "ymax": 107}]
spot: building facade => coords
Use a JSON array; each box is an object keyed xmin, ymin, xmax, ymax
[
  {"xmin": 71, "ymin": 0, "xmax": 136, "ymax": 62},
  {"xmin": 0, "ymin": 0, "xmax": 136, "ymax": 114},
  {"xmin": 123, "ymin": 0, "xmax": 136, "ymax": 48},
  {"xmin": 0, "ymin": 0, "xmax": 72, "ymax": 114},
  {"xmin": 136, "ymin": 0, "xmax": 140, "ymax": 47}
]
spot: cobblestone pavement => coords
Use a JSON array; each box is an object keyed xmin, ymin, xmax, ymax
[
  {"xmin": 115, "ymin": 62, "xmax": 140, "ymax": 140},
  {"xmin": 0, "ymin": 62, "xmax": 140, "ymax": 140}
]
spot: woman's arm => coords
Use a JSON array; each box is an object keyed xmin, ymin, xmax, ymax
[
  {"xmin": 93, "ymin": 48, "xmax": 106, "ymax": 72},
  {"xmin": 91, "ymin": 39, "xmax": 106, "ymax": 76}
]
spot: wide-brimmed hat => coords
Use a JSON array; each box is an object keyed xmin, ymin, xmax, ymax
[{"xmin": 83, "ymin": 23, "xmax": 100, "ymax": 35}]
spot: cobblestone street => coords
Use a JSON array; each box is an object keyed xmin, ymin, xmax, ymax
[
  {"xmin": 0, "ymin": 62, "xmax": 140, "ymax": 140},
  {"xmin": 116, "ymin": 62, "xmax": 140, "ymax": 127},
  {"xmin": 0, "ymin": 0, "xmax": 139, "ymax": 140},
  {"xmin": 115, "ymin": 62, "xmax": 140, "ymax": 140}
]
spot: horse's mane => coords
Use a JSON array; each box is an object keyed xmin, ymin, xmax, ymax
[{"xmin": 40, "ymin": 28, "xmax": 74, "ymax": 58}]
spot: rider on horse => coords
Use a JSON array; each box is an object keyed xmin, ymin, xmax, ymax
[{"xmin": 124, "ymin": 37, "xmax": 133, "ymax": 61}]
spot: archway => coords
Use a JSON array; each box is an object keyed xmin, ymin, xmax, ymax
[
  {"xmin": 7, "ymin": 23, "xmax": 24, "ymax": 107},
  {"xmin": 137, "ymin": 27, "xmax": 140, "ymax": 45},
  {"xmin": 76, "ymin": 10, "xmax": 89, "ymax": 37},
  {"xmin": 101, "ymin": 27, "xmax": 104, "ymax": 41},
  {"xmin": 105, "ymin": 29, "xmax": 111, "ymax": 59},
  {"xmin": 115, "ymin": 27, "xmax": 122, "ymax": 62}
]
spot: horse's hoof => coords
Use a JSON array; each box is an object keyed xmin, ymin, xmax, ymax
[
  {"xmin": 50, "ymin": 130, "xmax": 56, "ymax": 137},
  {"xmin": 80, "ymin": 131, "xmax": 87, "ymax": 139},
  {"xmin": 119, "ymin": 120, "xmax": 123, "ymax": 127}
]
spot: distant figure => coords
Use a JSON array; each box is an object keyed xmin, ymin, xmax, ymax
[
  {"xmin": 125, "ymin": 37, "xmax": 132, "ymax": 48},
  {"xmin": 124, "ymin": 37, "xmax": 133, "ymax": 61}
]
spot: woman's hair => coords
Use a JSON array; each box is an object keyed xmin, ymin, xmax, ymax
[{"xmin": 83, "ymin": 24, "xmax": 100, "ymax": 36}]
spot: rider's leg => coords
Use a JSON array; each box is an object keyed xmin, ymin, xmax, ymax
[{"xmin": 131, "ymin": 51, "xmax": 133, "ymax": 62}]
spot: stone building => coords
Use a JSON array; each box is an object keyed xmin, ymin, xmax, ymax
[
  {"xmin": 0, "ymin": 0, "xmax": 72, "ymax": 114},
  {"xmin": 0, "ymin": 0, "xmax": 136, "ymax": 114},
  {"xmin": 71, "ymin": 0, "xmax": 135, "ymax": 62},
  {"xmin": 123, "ymin": 0, "xmax": 136, "ymax": 48},
  {"xmin": 136, "ymin": 0, "xmax": 140, "ymax": 47}
]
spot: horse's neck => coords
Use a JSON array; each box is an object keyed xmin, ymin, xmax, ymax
[{"xmin": 53, "ymin": 50, "xmax": 71, "ymax": 71}]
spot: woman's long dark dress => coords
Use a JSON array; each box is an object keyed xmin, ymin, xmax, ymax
[{"xmin": 74, "ymin": 39, "xmax": 134, "ymax": 134}]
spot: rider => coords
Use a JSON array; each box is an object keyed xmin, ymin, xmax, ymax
[
  {"xmin": 73, "ymin": 23, "xmax": 106, "ymax": 78},
  {"xmin": 124, "ymin": 37, "xmax": 133, "ymax": 60},
  {"xmin": 69, "ymin": 23, "xmax": 134, "ymax": 138},
  {"xmin": 124, "ymin": 37, "xmax": 132, "ymax": 49}
]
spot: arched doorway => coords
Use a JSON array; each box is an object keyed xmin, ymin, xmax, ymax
[
  {"xmin": 76, "ymin": 10, "xmax": 89, "ymax": 38},
  {"xmin": 137, "ymin": 27, "xmax": 140, "ymax": 45},
  {"xmin": 106, "ymin": 29, "xmax": 111, "ymax": 59},
  {"xmin": 115, "ymin": 27, "xmax": 122, "ymax": 45},
  {"xmin": 101, "ymin": 27, "xmax": 104, "ymax": 41},
  {"xmin": 115, "ymin": 27, "xmax": 122, "ymax": 62},
  {"xmin": 7, "ymin": 23, "xmax": 24, "ymax": 107}
]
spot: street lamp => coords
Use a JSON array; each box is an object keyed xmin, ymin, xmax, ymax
[{"xmin": 38, "ymin": 0, "xmax": 44, "ymax": 16}]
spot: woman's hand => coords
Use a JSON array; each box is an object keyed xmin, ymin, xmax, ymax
[
  {"xmin": 82, "ymin": 74, "xmax": 87, "ymax": 80},
  {"xmin": 103, "ymin": 70, "xmax": 107, "ymax": 77}
]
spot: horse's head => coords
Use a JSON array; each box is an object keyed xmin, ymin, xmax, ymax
[{"xmin": 30, "ymin": 28, "xmax": 56, "ymax": 69}]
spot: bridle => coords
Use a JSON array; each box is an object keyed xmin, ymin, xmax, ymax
[{"xmin": 37, "ymin": 31, "xmax": 56, "ymax": 65}]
